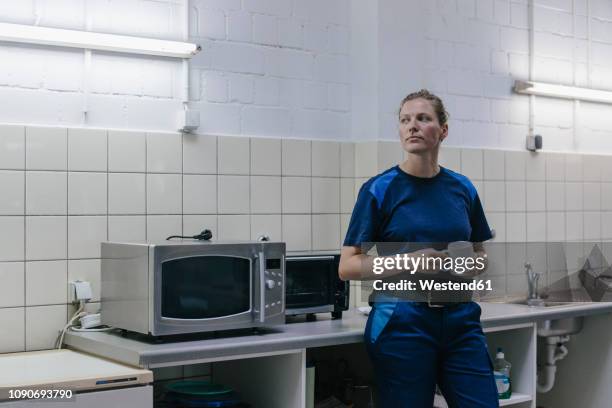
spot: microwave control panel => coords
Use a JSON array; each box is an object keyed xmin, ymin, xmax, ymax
[{"xmin": 264, "ymin": 257, "xmax": 284, "ymax": 316}]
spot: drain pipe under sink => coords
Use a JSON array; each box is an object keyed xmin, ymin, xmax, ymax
[{"xmin": 537, "ymin": 335, "xmax": 570, "ymax": 393}]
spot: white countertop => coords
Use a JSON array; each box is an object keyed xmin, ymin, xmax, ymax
[
  {"xmin": 64, "ymin": 301, "xmax": 612, "ymax": 368},
  {"xmin": 0, "ymin": 349, "xmax": 152, "ymax": 399}
]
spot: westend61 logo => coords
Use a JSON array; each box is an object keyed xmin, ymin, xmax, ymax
[{"xmin": 372, "ymin": 253, "xmax": 487, "ymax": 275}]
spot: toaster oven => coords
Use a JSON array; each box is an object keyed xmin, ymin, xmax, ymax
[{"xmin": 285, "ymin": 251, "xmax": 349, "ymax": 320}]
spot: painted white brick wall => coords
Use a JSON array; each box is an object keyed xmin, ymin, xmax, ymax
[
  {"xmin": 191, "ymin": 0, "xmax": 351, "ymax": 139},
  {"xmin": 364, "ymin": 0, "xmax": 612, "ymax": 152},
  {"xmin": 0, "ymin": 0, "xmax": 351, "ymax": 139}
]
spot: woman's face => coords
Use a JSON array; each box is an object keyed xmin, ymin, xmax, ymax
[{"xmin": 398, "ymin": 98, "xmax": 447, "ymax": 154}]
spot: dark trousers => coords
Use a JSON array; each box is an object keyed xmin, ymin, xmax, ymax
[{"xmin": 365, "ymin": 301, "xmax": 499, "ymax": 408}]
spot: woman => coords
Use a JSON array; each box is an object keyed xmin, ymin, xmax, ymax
[{"xmin": 339, "ymin": 89, "xmax": 498, "ymax": 407}]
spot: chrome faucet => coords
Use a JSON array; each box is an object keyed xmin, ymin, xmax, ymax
[{"xmin": 525, "ymin": 262, "xmax": 544, "ymax": 306}]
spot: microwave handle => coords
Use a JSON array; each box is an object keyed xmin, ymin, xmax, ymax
[{"xmin": 259, "ymin": 252, "xmax": 265, "ymax": 323}]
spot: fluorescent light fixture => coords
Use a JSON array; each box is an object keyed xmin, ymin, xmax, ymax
[
  {"xmin": 0, "ymin": 22, "xmax": 200, "ymax": 58},
  {"xmin": 514, "ymin": 80, "xmax": 612, "ymax": 104}
]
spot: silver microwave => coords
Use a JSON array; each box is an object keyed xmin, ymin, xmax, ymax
[{"xmin": 101, "ymin": 240, "xmax": 285, "ymax": 336}]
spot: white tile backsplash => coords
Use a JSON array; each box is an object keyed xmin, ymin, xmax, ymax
[
  {"xmin": 68, "ymin": 172, "xmax": 107, "ymax": 215},
  {"xmin": 546, "ymin": 182, "xmax": 565, "ymax": 211},
  {"xmin": 146, "ymin": 132, "xmax": 182, "ymax": 173},
  {"xmin": 439, "ymin": 147, "xmax": 461, "ymax": 173},
  {"xmin": 183, "ymin": 215, "xmax": 217, "ymax": 237},
  {"xmin": 147, "ymin": 174, "xmax": 182, "ymax": 214},
  {"xmin": 0, "ymin": 125, "xmax": 25, "ymax": 170},
  {"xmin": 108, "ymin": 131, "xmax": 146, "ymax": 172},
  {"xmin": 251, "ymin": 137, "xmax": 281, "ymax": 175},
  {"xmin": 525, "ymin": 152, "xmax": 545, "ymax": 181},
  {"xmin": 484, "ymin": 181, "xmax": 505, "ymax": 212},
  {"xmin": 218, "ymin": 136, "xmax": 250, "ymax": 175},
  {"xmin": 483, "ymin": 150, "xmax": 505, "ymax": 180},
  {"xmin": 506, "ymin": 181, "xmax": 526, "ymax": 212},
  {"xmin": 545, "ymin": 153, "xmax": 565, "ymax": 181},
  {"xmin": 461, "ymin": 149, "xmax": 483, "ymax": 180},
  {"xmin": 108, "ymin": 215, "xmax": 146, "ymax": 242},
  {"xmin": 68, "ymin": 129, "xmax": 107, "ymax": 172},
  {"xmin": 583, "ymin": 155, "xmax": 602, "ymax": 182},
  {"xmin": 340, "ymin": 142, "xmax": 355, "ymax": 177},
  {"xmin": 340, "ymin": 178, "xmax": 356, "ymax": 213},
  {"xmin": 282, "ymin": 214, "xmax": 311, "ymax": 251},
  {"xmin": 0, "ymin": 171, "xmax": 24, "ymax": 215},
  {"xmin": 602, "ymin": 183, "xmax": 612, "ymax": 210},
  {"xmin": 67, "ymin": 216, "xmax": 107, "ymax": 259},
  {"xmin": 7, "ymin": 128, "xmax": 612, "ymax": 352},
  {"xmin": 312, "ymin": 214, "xmax": 340, "ymax": 250},
  {"xmin": 565, "ymin": 154, "xmax": 583, "ymax": 182},
  {"xmin": 312, "ymin": 141, "xmax": 340, "ymax": 177},
  {"xmin": 0, "ymin": 262, "xmax": 24, "ymax": 308},
  {"xmin": 147, "ymin": 215, "xmax": 182, "ymax": 242},
  {"xmin": 583, "ymin": 182, "xmax": 601, "ymax": 211},
  {"xmin": 250, "ymin": 176, "xmax": 281, "ymax": 214},
  {"xmin": 506, "ymin": 212, "xmax": 526, "ymax": 242},
  {"xmin": 565, "ymin": 183, "xmax": 583, "ymax": 211},
  {"xmin": 526, "ymin": 212, "xmax": 546, "ymax": 242},
  {"xmin": 25, "ymin": 127, "xmax": 67, "ymax": 170},
  {"xmin": 0, "ymin": 307, "xmax": 25, "ymax": 353},
  {"xmin": 25, "ymin": 216, "xmax": 66, "ymax": 261},
  {"xmin": 183, "ymin": 134, "xmax": 217, "ymax": 174},
  {"xmin": 217, "ymin": 214, "xmax": 250, "ymax": 240},
  {"xmin": 25, "ymin": 260, "xmax": 67, "ymax": 306},
  {"xmin": 312, "ymin": 178, "xmax": 340, "ymax": 213},
  {"xmin": 505, "ymin": 151, "xmax": 527, "ymax": 180},
  {"xmin": 183, "ymin": 175, "xmax": 217, "ymax": 214},
  {"xmin": 25, "ymin": 172, "xmax": 67, "ymax": 215},
  {"xmin": 565, "ymin": 212, "xmax": 583, "ymax": 241},
  {"xmin": 108, "ymin": 173, "xmax": 146, "ymax": 214},
  {"xmin": 282, "ymin": 177, "xmax": 311, "ymax": 214},
  {"xmin": 0, "ymin": 217, "xmax": 25, "ymax": 261},
  {"xmin": 546, "ymin": 212, "xmax": 566, "ymax": 241},
  {"xmin": 282, "ymin": 139, "xmax": 311, "ymax": 176},
  {"xmin": 584, "ymin": 212, "xmax": 602, "ymax": 240},
  {"xmin": 218, "ymin": 175, "xmax": 250, "ymax": 213},
  {"xmin": 251, "ymin": 214, "xmax": 281, "ymax": 242},
  {"xmin": 526, "ymin": 182, "xmax": 545, "ymax": 212},
  {"xmin": 25, "ymin": 304, "xmax": 66, "ymax": 351}
]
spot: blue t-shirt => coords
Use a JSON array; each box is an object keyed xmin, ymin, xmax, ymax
[
  {"xmin": 344, "ymin": 165, "xmax": 492, "ymax": 343},
  {"xmin": 344, "ymin": 165, "xmax": 491, "ymax": 247}
]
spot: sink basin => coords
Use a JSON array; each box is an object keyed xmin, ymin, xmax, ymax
[
  {"xmin": 537, "ymin": 316, "xmax": 584, "ymax": 337},
  {"xmin": 509, "ymin": 299, "xmax": 572, "ymax": 307}
]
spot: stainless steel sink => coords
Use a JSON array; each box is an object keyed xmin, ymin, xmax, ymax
[
  {"xmin": 509, "ymin": 299, "xmax": 572, "ymax": 307},
  {"xmin": 537, "ymin": 317, "xmax": 584, "ymax": 337},
  {"xmin": 507, "ymin": 299, "xmax": 584, "ymax": 336}
]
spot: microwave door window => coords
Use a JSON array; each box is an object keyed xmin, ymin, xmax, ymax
[
  {"xmin": 286, "ymin": 260, "xmax": 333, "ymax": 308},
  {"xmin": 161, "ymin": 256, "xmax": 250, "ymax": 319}
]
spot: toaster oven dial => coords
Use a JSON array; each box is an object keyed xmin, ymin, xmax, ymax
[{"xmin": 265, "ymin": 279, "xmax": 276, "ymax": 289}]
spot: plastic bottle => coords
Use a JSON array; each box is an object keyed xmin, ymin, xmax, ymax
[{"xmin": 493, "ymin": 347, "xmax": 512, "ymax": 399}]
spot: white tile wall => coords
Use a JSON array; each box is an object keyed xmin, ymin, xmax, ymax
[
  {"xmin": 4, "ymin": 128, "xmax": 612, "ymax": 353},
  {"xmin": 0, "ymin": 262, "xmax": 24, "ymax": 308},
  {"xmin": 0, "ymin": 125, "xmax": 25, "ymax": 170},
  {"xmin": 0, "ymin": 307, "xmax": 25, "ymax": 353},
  {"xmin": 68, "ymin": 129, "xmax": 107, "ymax": 172},
  {"xmin": 25, "ymin": 261, "xmax": 68, "ymax": 306},
  {"xmin": 25, "ymin": 127, "xmax": 67, "ymax": 170},
  {"xmin": 0, "ymin": 171, "xmax": 24, "ymax": 215}
]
